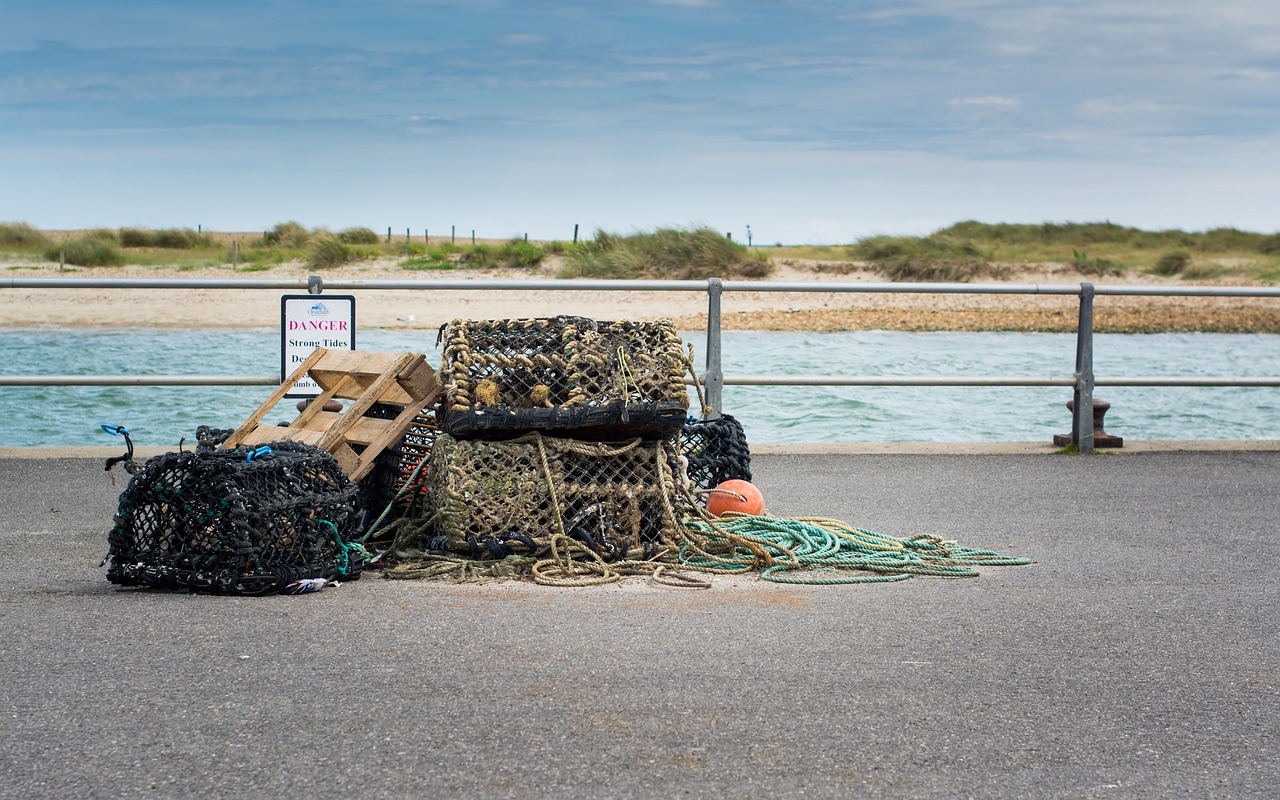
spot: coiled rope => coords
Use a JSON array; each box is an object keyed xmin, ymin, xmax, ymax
[{"xmin": 679, "ymin": 513, "xmax": 1030, "ymax": 584}]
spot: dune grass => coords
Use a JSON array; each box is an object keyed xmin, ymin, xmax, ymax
[
  {"xmin": 902, "ymin": 221, "xmax": 1280, "ymax": 279},
  {"xmin": 846, "ymin": 234, "xmax": 1008, "ymax": 282},
  {"xmin": 561, "ymin": 227, "xmax": 772, "ymax": 279},
  {"xmin": 43, "ymin": 236, "xmax": 125, "ymax": 267},
  {"xmin": 0, "ymin": 222, "xmax": 52, "ymax": 249},
  {"xmin": 119, "ymin": 227, "xmax": 213, "ymax": 249},
  {"xmin": 2, "ymin": 220, "xmax": 1277, "ymax": 281}
]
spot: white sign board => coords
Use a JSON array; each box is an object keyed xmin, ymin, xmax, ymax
[{"xmin": 280, "ymin": 294, "xmax": 356, "ymax": 397}]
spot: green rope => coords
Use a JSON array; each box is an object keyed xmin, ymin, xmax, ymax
[
  {"xmin": 360, "ymin": 449, "xmax": 432, "ymax": 544},
  {"xmin": 320, "ymin": 519, "xmax": 370, "ymax": 578},
  {"xmin": 679, "ymin": 514, "xmax": 1029, "ymax": 585}
]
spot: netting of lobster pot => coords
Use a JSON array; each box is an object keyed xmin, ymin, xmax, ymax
[
  {"xmin": 106, "ymin": 440, "xmax": 365, "ymax": 595},
  {"xmin": 358, "ymin": 401, "xmax": 443, "ymax": 514},
  {"xmin": 393, "ymin": 433, "xmax": 693, "ymax": 561},
  {"xmin": 679, "ymin": 413, "xmax": 753, "ymax": 494},
  {"xmin": 438, "ymin": 316, "xmax": 690, "ymax": 440}
]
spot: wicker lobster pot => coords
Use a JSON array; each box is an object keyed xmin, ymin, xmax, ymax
[
  {"xmin": 438, "ymin": 316, "xmax": 690, "ymax": 440},
  {"xmin": 410, "ymin": 433, "xmax": 691, "ymax": 560},
  {"xmin": 105, "ymin": 441, "xmax": 364, "ymax": 595}
]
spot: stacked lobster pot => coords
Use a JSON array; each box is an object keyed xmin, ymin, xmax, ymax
[{"xmin": 404, "ymin": 316, "xmax": 703, "ymax": 561}]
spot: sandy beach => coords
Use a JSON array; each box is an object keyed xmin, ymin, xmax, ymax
[{"xmin": 3, "ymin": 251, "xmax": 1278, "ymax": 332}]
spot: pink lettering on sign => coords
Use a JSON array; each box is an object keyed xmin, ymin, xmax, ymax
[{"xmin": 287, "ymin": 320, "xmax": 349, "ymax": 331}]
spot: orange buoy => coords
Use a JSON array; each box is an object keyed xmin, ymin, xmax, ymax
[{"xmin": 706, "ymin": 479, "xmax": 765, "ymax": 517}]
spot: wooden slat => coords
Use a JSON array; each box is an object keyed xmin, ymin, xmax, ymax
[
  {"xmin": 345, "ymin": 384, "xmax": 441, "ymax": 481},
  {"xmin": 291, "ymin": 411, "xmax": 393, "ymax": 446},
  {"xmin": 222, "ymin": 348, "xmax": 327, "ymax": 449},
  {"xmin": 317, "ymin": 353, "xmax": 419, "ymax": 451},
  {"xmin": 329, "ymin": 441, "xmax": 361, "ymax": 477},
  {"xmin": 221, "ymin": 347, "xmax": 440, "ymax": 483}
]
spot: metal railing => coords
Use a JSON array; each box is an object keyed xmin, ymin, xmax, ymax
[{"xmin": 4, "ymin": 274, "xmax": 1280, "ymax": 452}]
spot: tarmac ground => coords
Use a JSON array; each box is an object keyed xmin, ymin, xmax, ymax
[{"xmin": 1, "ymin": 447, "xmax": 1277, "ymax": 799}]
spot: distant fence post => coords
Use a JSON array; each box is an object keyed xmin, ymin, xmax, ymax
[
  {"xmin": 573, "ymin": 224, "xmax": 579, "ymax": 244},
  {"xmin": 703, "ymin": 278, "xmax": 724, "ymax": 419},
  {"xmin": 387, "ymin": 227, "xmax": 392, "ymax": 243},
  {"xmin": 232, "ymin": 240, "xmax": 238, "ymax": 271},
  {"xmin": 471, "ymin": 230, "xmax": 476, "ymax": 245},
  {"xmin": 451, "ymin": 225, "xmax": 455, "ymax": 244},
  {"xmin": 1072, "ymin": 282, "xmax": 1096, "ymax": 453}
]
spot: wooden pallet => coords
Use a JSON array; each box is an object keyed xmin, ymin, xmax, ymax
[{"xmin": 222, "ymin": 348, "xmax": 441, "ymax": 481}]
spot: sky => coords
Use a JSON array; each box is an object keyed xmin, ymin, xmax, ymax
[{"xmin": 2, "ymin": 1, "xmax": 1279, "ymax": 245}]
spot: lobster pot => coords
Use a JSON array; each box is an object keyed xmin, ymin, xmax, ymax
[
  {"xmin": 359, "ymin": 402, "xmax": 443, "ymax": 514},
  {"xmin": 106, "ymin": 441, "xmax": 364, "ymax": 595},
  {"xmin": 680, "ymin": 413, "xmax": 753, "ymax": 495},
  {"xmin": 413, "ymin": 433, "xmax": 690, "ymax": 559},
  {"xmin": 392, "ymin": 411, "xmax": 443, "ymax": 505},
  {"xmin": 439, "ymin": 316, "xmax": 690, "ymax": 440}
]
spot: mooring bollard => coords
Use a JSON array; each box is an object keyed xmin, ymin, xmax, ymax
[
  {"xmin": 1054, "ymin": 399, "xmax": 1123, "ymax": 448},
  {"xmin": 296, "ymin": 398, "xmax": 344, "ymax": 413}
]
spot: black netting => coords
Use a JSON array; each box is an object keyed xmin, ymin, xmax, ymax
[
  {"xmin": 394, "ymin": 433, "xmax": 691, "ymax": 561},
  {"xmin": 438, "ymin": 316, "xmax": 689, "ymax": 440},
  {"xmin": 680, "ymin": 413, "xmax": 753, "ymax": 494},
  {"xmin": 357, "ymin": 401, "xmax": 442, "ymax": 519},
  {"xmin": 392, "ymin": 411, "xmax": 442, "ymax": 506},
  {"xmin": 106, "ymin": 440, "xmax": 365, "ymax": 595}
]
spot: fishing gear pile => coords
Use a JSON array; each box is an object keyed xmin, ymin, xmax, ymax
[
  {"xmin": 385, "ymin": 317, "xmax": 707, "ymax": 584},
  {"xmin": 438, "ymin": 316, "xmax": 690, "ymax": 440},
  {"xmin": 105, "ymin": 439, "xmax": 366, "ymax": 595}
]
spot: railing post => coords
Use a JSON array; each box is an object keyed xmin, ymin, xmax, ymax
[
  {"xmin": 703, "ymin": 278, "xmax": 724, "ymax": 419},
  {"xmin": 1073, "ymin": 282, "xmax": 1096, "ymax": 453}
]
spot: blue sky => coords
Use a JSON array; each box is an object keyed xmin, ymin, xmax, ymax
[{"xmin": 3, "ymin": 0, "xmax": 1278, "ymax": 244}]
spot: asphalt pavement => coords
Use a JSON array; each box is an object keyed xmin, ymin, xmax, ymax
[{"xmin": 1, "ymin": 449, "xmax": 1276, "ymax": 799}]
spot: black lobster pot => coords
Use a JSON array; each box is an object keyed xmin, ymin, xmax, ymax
[
  {"xmin": 680, "ymin": 413, "xmax": 753, "ymax": 493},
  {"xmin": 106, "ymin": 440, "xmax": 364, "ymax": 595}
]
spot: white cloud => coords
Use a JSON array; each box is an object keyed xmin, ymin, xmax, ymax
[
  {"xmin": 949, "ymin": 95, "xmax": 1020, "ymax": 108},
  {"xmin": 500, "ymin": 33, "xmax": 549, "ymax": 45}
]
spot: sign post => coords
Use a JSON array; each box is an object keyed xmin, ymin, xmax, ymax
[{"xmin": 280, "ymin": 294, "xmax": 356, "ymax": 398}]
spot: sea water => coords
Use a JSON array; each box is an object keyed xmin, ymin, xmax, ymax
[{"xmin": 2, "ymin": 328, "xmax": 1278, "ymax": 447}]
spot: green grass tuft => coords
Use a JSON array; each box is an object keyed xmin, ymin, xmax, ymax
[
  {"xmin": 848, "ymin": 234, "xmax": 1003, "ymax": 281},
  {"xmin": 561, "ymin": 227, "xmax": 771, "ymax": 279},
  {"xmin": 461, "ymin": 239, "xmax": 546, "ymax": 270},
  {"xmin": 1152, "ymin": 250, "xmax": 1191, "ymax": 276},
  {"xmin": 306, "ymin": 234, "xmax": 356, "ymax": 269},
  {"xmin": 0, "ymin": 222, "xmax": 52, "ymax": 249},
  {"xmin": 338, "ymin": 226, "xmax": 380, "ymax": 245},
  {"xmin": 1071, "ymin": 249, "xmax": 1124, "ymax": 276},
  {"xmin": 263, "ymin": 221, "xmax": 311, "ymax": 248},
  {"xmin": 400, "ymin": 257, "xmax": 456, "ymax": 271},
  {"xmin": 119, "ymin": 227, "xmax": 212, "ymax": 249},
  {"xmin": 45, "ymin": 237, "xmax": 125, "ymax": 267}
]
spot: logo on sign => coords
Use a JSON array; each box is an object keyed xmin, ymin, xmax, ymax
[{"xmin": 309, "ymin": 302, "xmax": 330, "ymax": 316}]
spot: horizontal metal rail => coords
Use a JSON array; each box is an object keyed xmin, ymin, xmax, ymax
[
  {"xmin": 8, "ymin": 374, "xmax": 1279, "ymax": 389},
  {"xmin": 4, "ymin": 274, "xmax": 1279, "ymax": 451},
  {"xmin": 6, "ymin": 275, "xmax": 1280, "ymax": 297},
  {"xmin": 0, "ymin": 375, "xmax": 279, "ymax": 387}
]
